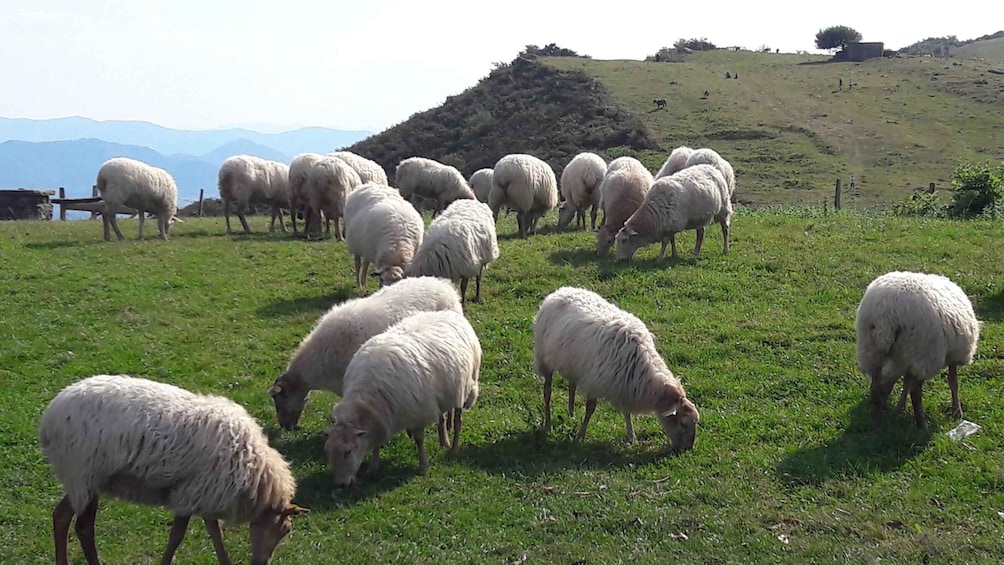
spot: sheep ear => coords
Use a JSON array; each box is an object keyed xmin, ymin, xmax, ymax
[
  {"xmin": 355, "ymin": 429, "xmax": 367, "ymax": 437},
  {"xmin": 281, "ymin": 503, "xmax": 310, "ymax": 518},
  {"xmin": 627, "ymin": 228, "xmax": 639, "ymax": 237},
  {"xmin": 268, "ymin": 384, "xmax": 282, "ymax": 396}
]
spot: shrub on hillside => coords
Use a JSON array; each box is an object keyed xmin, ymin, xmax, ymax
[
  {"xmin": 891, "ymin": 191, "xmax": 946, "ymax": 218},
  {"xmin": 948, "ymin": 161, "xmax": 1004, "ymax": 218},
  {"xmin": 674, "ymin": 38, "xmax": 717, "ymax": 51}
]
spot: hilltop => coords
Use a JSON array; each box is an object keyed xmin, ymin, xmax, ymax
[{"xmin": 351, "ymin": 48, "xmax": 1004, "ymax": 209}]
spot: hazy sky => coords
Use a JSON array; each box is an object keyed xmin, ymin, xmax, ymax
[{"xmin": 1, "ymin": 0, "xmax": 998, "ymax": 133}]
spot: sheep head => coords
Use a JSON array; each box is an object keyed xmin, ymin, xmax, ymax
[
  {"xmin": 249, "ymin": 503, "xmax": 309, "ymax": 565},
  {"xmin": 615, "ymin": 226, "xmax": 649, "ymax": 262},
  {"xmin": 656, "ymin": 388, "xmax": 699, "ymax": 451},
  {"xmin": 268, "ymin": 373, "xmax": 307, "ymax": 431}
]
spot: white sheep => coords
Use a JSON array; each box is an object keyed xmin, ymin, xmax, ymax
[
  {"xmin": 468, "ymin": 168, "xmax": 494, "ymax": 203},
  {"xmin": 328, "ymin": 151, "xmax": 389, "ymax": 185},
  {"xmin": 217, "ymin": 154, "xmax": 291, "ymax": 234},
  {"xmin": 489, "ymin": 153, "xmax": 559, "ymax": 237},
  {"xmin": 558, "ymin": 152, "xmax": 607, "ymax": 230},
  {"xmin": 288, "ymin": 152, "xmax": 325, "ymax": 234},
  {"xmin": 39, "ymin": 374, "xmax": 308, "ymax": 565},
  {"xmin": 395, "ymin": 157, "xmax": 476, "ymax": 214},
  {"xmin": 305, "ymin": 156, "xmax": 362, "ymax": 240},
  {"xmin": 615, "ymin": 164, "xmax": 731, "ymax": 262},
  {"xmin": 269, "ymin": 276, "xmax": 463, "ymax": 430},
  {"xmin": 325, "ymin": 310, "xmax": 481, "ymax": 486},
  {"xmin": 684, "ymin": 147, "xmax": 736, "ymax": 198},
  {"xmin": 95, "ymin": 157, "xmax": 178, "ymax": 241},
  {"xmin": 654, "ymin": 146, "xmax": 694, "ymax": 179},
  {"xmin": 404, "ymin": 199, "xmax": 499, "ymax": 305},
  {"xmin": 533, "ymin": 287, "xmax": 700, "ymax": 449},
  {"xmin": 343, "ymin": 185, "xmax": 424, "ymax": 287},
  {"xmin": 856, "ymin": 271, "xmax": 981, "ymax": 428},
  {"xmin": 595, "ymin": 157, "xmax": 653, "ymax": 257}
]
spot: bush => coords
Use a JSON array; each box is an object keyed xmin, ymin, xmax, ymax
[
  {"xmin": 891, "ymin": 191, "xmax": 946, "ymax": 218},
  {"xmin": 948, "ymin": 161, "xmax": 1004, "ymax": 218},
  {"xmin": 674, "ymin": 37, "xmax": 717, "ymax": 51}
]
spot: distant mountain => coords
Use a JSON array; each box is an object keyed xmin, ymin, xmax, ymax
[
  {"xmin": 0, "ymin": 116, "xmax": 372, "ymax": 158},
  {"xmin": 198, "ymin": 139, "xmax": 291, "ymax": 165},
  {"xmin": 0, "ymin": 139, "xmax": 217, "ymax": 203}
]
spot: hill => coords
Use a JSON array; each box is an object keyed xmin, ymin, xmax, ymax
[
  {"xmin": 352, "ymin": 49, "xmax": 1004, "ymax": 209},
  {"xmin": 0, "ymin": 116, "xmax": 371, "ymax": 158},
  {"xmin": 954, "ymin": 36, "xmax": 1004, "ymax": 61}
]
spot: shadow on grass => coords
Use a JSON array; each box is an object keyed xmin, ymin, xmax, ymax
[
  {"xmin": 776, "ymin": 398, "xmax": 936, "ymax": 487},
  {"xmin": 976, "ymin": 288, "xmax": 1004, "ymax": 322},
  {"xmin": 24, "ymin": 239, "xmax": 95, "ymax": 250},
  {"xmin": 458, "ymin": 429, "xmax": 673, "ymax": 478},
  {"xmin": 257, "ymin": 289, "xmax": 355, "ymax": 317},
  {"xmin": 548, "ymin": 247, "xmax": 695, "ymax": 278}
]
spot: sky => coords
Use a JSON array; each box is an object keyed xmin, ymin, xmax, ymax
[{"xmin": 0, "ymin": 0, "xmax": 998, "ymax": 133}]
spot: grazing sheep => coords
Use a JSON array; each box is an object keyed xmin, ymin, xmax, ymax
[
  {"xmin": 404, "ymin": 199, "xmax": 499, "ymax": 305},
  {"xmin": 269, "ymin": 276, "xmax": 463, "ymax": 430},
  {"xmin": 533, "ymin": 287, "xmax": 699, "ymax": 449},
  {"xmin": 684, "ymin": 148, "xmax": 736, "ymax": 198},
  {"xmin": 217, "ymin": 154, "xmax": 291, "ymax": 234},
  {"xmin": 344, "ymin": 185, "xmax": 424, "ymax": 288},
  {"xmin": 654, "ymin": 146, "xmax": 694, "ymax": 179},
  {"xmin": 856, "ymin": 271, "xmax": 981, "ymax": 428},
  {"xmin": 489, "ymin": 153, "xmax": 559, "ymax": 237},
  {"xmin": 616, "ymin": 164, "xmax": 731, "ymax": 262},
  {"xmin": 395, "ymin": 157, "xmax": 476, "ymax": 214},
  {"xmin": 654, "ymin": 98, "xmax": 667, "ymax": 110},
  {"xmin": 325, "ymin": 310, "xmax": 481, "ymax": 486},
  {"xmin": 328, "ymin": 151, "xmax": 389, "ymax": 185},
  {"xmin": 39, "ymin": 374, "xmax": 308, "ymax": 565},
  {"xmin": 95, "ymin": 157, "xmax": 178, "ymax": 241},
  {"xmin": 305, "ymin": 156, "xmax": 362, "ymax": 240},
  {"xmin": 288, "ymin": 152, "xmax": 325, "ymax": 234},
  {"xmin": 595, "ymin": 157, "xmax": 653, "ymax": 257},
  {"xmin": 468, "ymin": 168, "xmax": 495, "ymax": 203},
  {"xmin": 558, "ymin": 152, "xmax": 607, "ymax": 230}
]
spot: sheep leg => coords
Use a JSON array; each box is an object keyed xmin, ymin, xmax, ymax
[
  {"xmin": 948, "ymin": 365, "xmax": 963, "ymax": 419},
  {"xmin": 368, "ymin": 448, "xmax": 382, "ymax": 473},
  {"xmin": 102, "ymin": 213, "xmax": 112, "ymax": 242},
  {"xmin": 158, "ymin": 214, "xmax": 170, "ymax": 240},
  {"xmin": 541, "ymin": 369, "xmax": 553, "ymax": 432},
  {"xmin": 203, "ymin": 517, "xmax": 233, "ymax": 565},
  {"xmin": 108, "ymin": 213, "xmax": 125, "ymax": 241},
  {"xmin": 720, "ymin": 219, "xmax": 730, "ymax": 254},
  {"xmin": 412, "ymin": 427, "xmax": 430, "ymax": 473},
  {"xmin": 909, "ymin": 377, "xmax": 927, "ymax": 429},
  {"xmin": 138, "ymin": 210, "xmax": 146, "ymax": 240},
  {"xmin": 474, "ymin": 265, "xmax": 484, "ymax": 303},
  {"xmin": 53, "ymin": 496, "xmax": 73, "ymax": 565},
  {"xmin": 567, "ymin": 383, "xmax": 576, "ymax": 416},
  {"xmin": 459, "ymin": 277, "xmax": 469, "ymax": 306},
  {"xmin": 74, "ymin": 497, "xmax": 100, "ymax": 565},
  {"xmin": 577, "ymin": 398, "xmax": 598, "ymax": 440},
  {"xmin": 237, "ymin": 213, "xmax": 252, "ymax": 235},
  {"xmin": 354, "ymin": 256, "xmax": 363, "ymax": 288},
  {"xmin": 590, "ymin": 205, "xmax": 598, "ymax": 231},
  {"xmin": 325, "ymin": 213, "xmax": 331, "ymax": 237},
  {"xmin": 223, "ymin": 200, "xmax": 233, "ymax": 234},
  {"xmin": 276, "ymin": 205, "xmax": 288, "ymax": 233},
  {"xmin": 624, "ymin": 413, "xmax": 636, "ymax": 444},
  {"xmin": 333, "ymin": 216, "xmax": 342, "ymax": 242},
  {"xmin": 895, "ymin": 380, "xmax": 909, "ymax": 412},
  {"xmin": 670, "ymin": 234, "xmax": 679, "ymax": 258},
  {"xmin": 657, "ymin": 238, "xmax": 670, "ymax": 262},
  {"xmin": 437, "ymin": 413, "xmax": 451, "ymax": 448},
  {"xmin": 693, "ymin": 227, "xmax": 706, "ymax": 257},
  {"xmin": 516, "ymin": 213, "xmax": 527, "ymax": 238},
  {"xmin": 159, "ymin": 515, "xmax": 190, "ymax": 565},
  {"xmin": 450, "ymin": 408, "xmax": 463, "ymax": 456}
]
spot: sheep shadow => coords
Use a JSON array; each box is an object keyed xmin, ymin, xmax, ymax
[
  {"xmin": 458, "ymin": 429, "xmax": 672, "ymax": 478},
  {"xmin": 548, "ymin": 247, "xmax": 695, "ymax": 278},
  {"xmin": 256, "ymin": 289, "xmax": 354, "ymax": 317},
  {"xmin": 24, "ymin": 239, "xmax": 94, "ymax": 250},
  {"xmin": 776, "ymin": 399, "xmax": 936, "ymax": 487},
  {"xmin": 975, "ymin": 288, "xmax": 1004, "ymax": 322}
]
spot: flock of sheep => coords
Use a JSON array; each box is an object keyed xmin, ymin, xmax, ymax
[{"xmin": 41, "ymin": 147, "xmax": 982, "ymax": 564}]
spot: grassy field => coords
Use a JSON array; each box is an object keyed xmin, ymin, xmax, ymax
[
  {"xmin": 954, "ymin": 37, "xmax": 1004, "ymax": 62},
  {"xmin": 545, "ymin": 51, "xmax": 1004, "ymax": 210},
  {"xmin": 3, "ymin": 213, "xmax": 1004, "ymax": 564}
]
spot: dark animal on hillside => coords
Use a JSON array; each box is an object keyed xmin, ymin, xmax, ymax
[
  {"xmin": 653, "ymin": 98, "xmax": 667, "ymax": 110},
  {"xmin": 702, "ymin": 91, "xmax": 710, "ymax": 99}
]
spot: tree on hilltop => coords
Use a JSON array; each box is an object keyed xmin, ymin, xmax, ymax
[{"xmin": 815, "ymin": 26, "xmax": 862, "ymax": 51}]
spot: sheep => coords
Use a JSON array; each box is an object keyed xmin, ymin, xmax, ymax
[
  {"xmin": 217, "ymin": 154, "xmax": 291, "ymax": 234},
  {"xmin": 325, "ymin": 310, "xmax": 481, "ymax": 486},
  {"xmin": 615, "ymin": 164, "xmax": 731, "ymax": 262},
  {"xmin": 595, "ymin": 157, "xmax": 653, "ymax": 257},
  {"xmin": 855, "ymin": 271, "xmax": 981, "ymax": 429},
  {"xmin": 558, "ymin": 152, "xmax": 607, "ymax": 230},
  {"xmin": 654, "ymin": 98, "xmax": 667, "ymax": 110},
  {"xmin": 468, "ymin": 168, "xmax": 494, "ymax": 203},
  {"xmin": 328, "ymin": 151, "xmax": 389, "ymax": 185},
  {"xmin": 684, "ymin": 147, "xmax": 736, "ymax": 198},
  {"xmin": 533, "ymin": 287, "xmax": 699, "ymax": 449},
  {"xmin": 304, "ymin": 156, "xmax": 362, "ymax": 240},
  {"xmin": 654, "ymin": 146, "xmax": 694, "ymax": 179},
  {"xmin": 39, "ymin": 374, "xmax": 308, "ymax": 565},
  {"xmin": 288, "ymin": 152, "xmax": 325, "ymax": 234},
  {"xmin": 404, "ymin": 199, "xmax": 499, "ymax": 305},
  {"xmin": 95, "ymin": 157, "xmax": 178, "ymax": 241},
  {"xmin": 489, "ymin": 153, "xmax": 559, "ymax": 238},
  {"xmin": 343, "ymin": 185, "xmax": 424, "ymax": 288},
  {"xmin": 395, "ymin": 157, "xmax": 476, "ymax": 214},
  {"xmin": 269, "ymin": 276, "xmax": 463, "ymax": 431}
]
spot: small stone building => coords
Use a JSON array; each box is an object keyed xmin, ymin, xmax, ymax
[
  {"xmin": 836, "ymin": 42, "xmax": 885, "ymax": 62},
  {"xmin": 0, "ymin": 189, "xmax": 55, "ymax": 220}
]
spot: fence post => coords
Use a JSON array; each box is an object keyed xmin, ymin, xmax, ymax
[
  {"xmin": 928, "ymin": 182, "xmax": 936, "ymax": 193},
  {"xmin": 90, "ymin": 184, "xmax": 100, "ymax": 219},
  {"xmin": 834, "ymin": 179, "xmax": 842, "ymax": 210},
  {"xmin": 59, "ymin": 187, "xmax": 66, "ymax": 221},
  {"xmin": 198, "ymin": 188, "xmax": 205, "ymax": 217}
]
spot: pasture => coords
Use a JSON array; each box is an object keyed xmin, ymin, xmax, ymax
[{"xmin": 2, "ymin": 211, "xmax": 1004, "ymax": 564}]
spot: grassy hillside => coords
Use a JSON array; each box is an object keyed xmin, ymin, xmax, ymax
[
  {"xmin": 955, "ymin": 37, "xmax": 1004, "ymax": 61},
  {"xmin": 546, "ymin": 50, "xmax": 1004, "ymax": 208},
  {"xmin": 2, "ymin": 213, "xmax": 1004, "ymax": 564}
]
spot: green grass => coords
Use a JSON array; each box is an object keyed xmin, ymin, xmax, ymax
[
  {"xmin": 3, "ymin": 213, "xmax": 1004, "ymax": 564},
  {"xmin": 545, "ymin": 51, "xmax": 1004, "ymax": 209},
  {"xmin": 954, "ymin": 37, "xmax": 1004, "ymax": 62}
]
